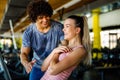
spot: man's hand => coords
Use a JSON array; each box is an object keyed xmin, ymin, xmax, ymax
[{"xmin": 24, "ymin": 60, "xmax": 36, "ymax": 73}]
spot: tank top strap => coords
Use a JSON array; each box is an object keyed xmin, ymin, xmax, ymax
[{"xmin": 72, "ymin": 45, "xmax": 83, "ymax": 50}]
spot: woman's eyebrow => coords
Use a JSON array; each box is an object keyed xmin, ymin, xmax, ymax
[{"xmin": 65, "ymin": 24, "xmax": 71, "ymax": 26}]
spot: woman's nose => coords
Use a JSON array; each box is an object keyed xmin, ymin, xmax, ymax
[{"xmin": 62, "ymin": 28, "xmax": 64, "ymax": 31}]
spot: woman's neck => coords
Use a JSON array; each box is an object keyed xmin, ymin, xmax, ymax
[{"xmin": 68, "ymin": 36, "xmax": 82, "ymax": 48}]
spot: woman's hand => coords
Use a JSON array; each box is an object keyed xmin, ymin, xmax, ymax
[{"xmin": 52, "ymin": 46, "xmax": 72, "ymax": 54}]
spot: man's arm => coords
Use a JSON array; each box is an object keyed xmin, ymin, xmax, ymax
[
  {"xmin": 20, "ymin": 47, "xmax": 30, "ymax": 66},
  {"xmin": 20, "ymin": 47, "xmax": 36, "ymax": 73}
]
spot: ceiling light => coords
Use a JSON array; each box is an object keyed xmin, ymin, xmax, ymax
[{"xmin": 54, "ymin": 0, "xmax": 81, "ymax": 14}]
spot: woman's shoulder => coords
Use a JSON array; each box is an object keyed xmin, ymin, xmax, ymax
[
  {"xmin": 73, "ymin": 45, "xmax": 83, "ymax": 49},
  {"xmin": 72, "ymin": 45, "xmax": 86, "ymax": 56}
]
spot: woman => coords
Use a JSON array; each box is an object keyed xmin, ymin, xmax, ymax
[{"xmin": 40, "ymin": 15, "xmax": 92, "ymax": 80}]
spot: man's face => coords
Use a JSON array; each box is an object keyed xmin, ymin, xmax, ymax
[{"xmin": 36, "ymin": 15, "xmax": 50, "ymax": 28}]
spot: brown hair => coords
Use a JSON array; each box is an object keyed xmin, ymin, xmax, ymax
[
  {"xmin": 67, "ymin": 15, "xmax": 92, "ymax": 65},
  {"xmin": 27, "ymin": 0, "xmax": 53, "ymax": 22}
]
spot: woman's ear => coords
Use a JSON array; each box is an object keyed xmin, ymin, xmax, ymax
[{"xmin": 76, "ymin": 27, "xmax": 81, "ymax": 34}]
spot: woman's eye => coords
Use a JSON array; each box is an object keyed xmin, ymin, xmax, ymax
[{"xmin": 66, "ymin": 25, "xmax": 70, "ymax": 27}]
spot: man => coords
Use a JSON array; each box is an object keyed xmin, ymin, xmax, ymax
[{"xmin": 20, "ymin": 0, "xmax": 64, "ymax": 80}]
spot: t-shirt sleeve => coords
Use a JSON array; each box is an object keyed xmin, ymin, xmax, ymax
[
  {"xmin": 22, "ymin": 30, "xmax": 31, "ymax": 47},
  {"xmin": 59, "ymin": 24, "xmax": 64, "ymax": 41}
]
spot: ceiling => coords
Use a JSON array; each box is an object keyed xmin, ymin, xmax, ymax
[
  {"xmin": 0, "ymin": 0, "xmax": 117, "ymax": 34},
  {"xmin": 0, "ymin": 0, "xmax": 31, "ymax": 34},
  {"xmin": 0, "ymin": 0, "xmax": 7, "ymax": 23}
]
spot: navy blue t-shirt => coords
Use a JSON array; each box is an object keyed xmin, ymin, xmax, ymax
[{"xmin": 22, "ymin": 20, "xmax": 64, "ymax": 68}]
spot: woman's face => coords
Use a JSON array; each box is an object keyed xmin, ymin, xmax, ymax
[
  {"xmin": 36, "ymin": 15, "xmax": 50, "ymax": 28},
  {"xmin": 63, "ymin": 18, "xmax": 79, "ymax": 40}
]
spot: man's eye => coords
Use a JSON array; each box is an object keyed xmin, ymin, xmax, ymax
[
  {"xmin": 38, "ymin": 16, "xmax": 44, "ymax": 19},
  {"xmin": 39, "ymin": 17, "xmax": 43, "ymax": 19}
]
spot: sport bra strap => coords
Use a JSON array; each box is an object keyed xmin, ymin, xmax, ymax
[{"xmin": 73, "ymin": 45, "xmax": 83, "ymax": 50}]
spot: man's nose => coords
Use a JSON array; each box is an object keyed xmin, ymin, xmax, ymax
[
  {"xmin": 42, "ymin": 17, "xmax": 47, "ymax": 21},
  {"xmin": 42, "ymin": 17, "xmax": 48, "ymax": 21}
]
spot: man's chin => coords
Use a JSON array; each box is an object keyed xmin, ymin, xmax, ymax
[{"xmin": 42, "ymin": 25, "xmax": 48, "ymax": 27}]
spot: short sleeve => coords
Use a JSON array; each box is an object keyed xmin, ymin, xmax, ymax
[
  {"xmin": 59, "ymin": 24, "xmax": 64, "ymax": 41},
  {"xmin": 60, "ymin": 35, "xmax": 64, "ymax": 41},
  {"xmin": 22, "ymin": 30, "xmax": 31, "ymax": 47}
]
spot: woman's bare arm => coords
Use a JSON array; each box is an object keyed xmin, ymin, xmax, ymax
[
  {"xmin": 41, "ymin": 50, "xmax": 57, "ymax": 71},
  {"xmin": 41, "ymin": 46, "xmax": 71, "ymax": 71},
  {"xmin": 48, "ymin": 47, "xmax": 86, "ymax": 75}
]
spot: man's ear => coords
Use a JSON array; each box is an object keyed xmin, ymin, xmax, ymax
[{"xmin": 76, "ymin": 27, "xmax": 81, "ymax": 34}]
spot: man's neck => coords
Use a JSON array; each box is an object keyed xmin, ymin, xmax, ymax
[
  {"xmin": 37, "ymin": 26, "xmax": 51, "ymax": 33},
  {"xmin": 36, "ymin": 23, "xmax": 51, "ymax": 33}
]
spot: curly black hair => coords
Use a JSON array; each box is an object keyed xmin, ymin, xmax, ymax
[{"xmin": 27, "ymin": 0, "xmax": 53, "ymax": 22}]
